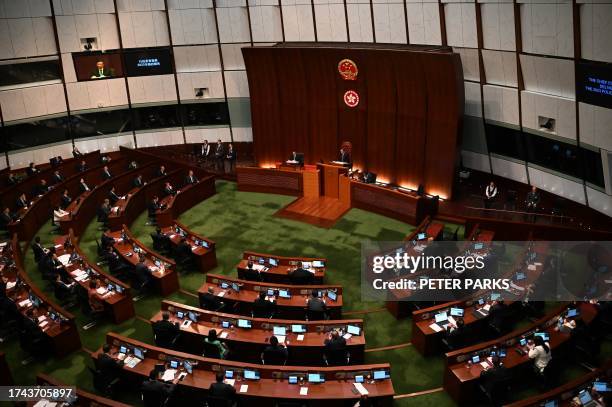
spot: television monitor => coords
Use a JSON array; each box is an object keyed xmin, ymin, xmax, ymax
[
  {"xmin": 534, "ymin": 332, "xmax": 550, "ymax": 342},
  {"xmin": 478, "ymin": 298, "xmax": 485, "ymax": 305},
  {"xmin": 474, "ymin": 243, "xmax": 484, "ymax": 250},
  {"xmin": 119, "ymin": 345, "xmax": 127, "ymax": 354},
  {"xmin": 355, "ymin": 375, "xmax": 364, "ymax": 383},
  {"xmin": 183, "ymin": 360, "xmax": 192, "ymax": 374},
  {"xmin": 222, "ymin": 321, "xmax": 230, "ymax": 328},
  {"xmin": 578, "ymin": 389, "xmax": 593, "ymax": 405},
  {"xmin": 312, "ymin": 260, "xmax": 324, "ymax": 268},
  {"xmin": 471, "ymin": 355, "xmax": 480, "ymax": 364},
  {"xmin": 188, "ymin": 312, "xmax": 198, "ymax": 323},
  {"xmin": 288, "ymin": 376, "xmax": 298, "ymax": 384},
  {"xmin": 133, "ymin": 347, "xmax": 144, "ymax": 359},
  {"xmin": 72, "ymin": 52, "xmax": 124, "ymax": 81},
  {"xmin": 273, "ymin": 326, "xmax": 286, "ymax": 336},
  {"xmin": 107, "ymin": 283, "xmax": 114, "ymax": 292},
  {"xmin": 29, "ymin": 294, "xmax": 41, "ymax": 307},
  {"xmin": 373, "ymin": 370, "xmax": 388, "ymax": 380},
  {"xmin": 435, "ymin": 312, "xmax": 448, "ymax": 323},
  {"xmin": 176, "ymin": 311, "xmax": 185, "ymax": 319},
  {"xmin": 267, "ymin": 289, "xmax": 275, "ymax": 297},
  {"xmin": 169, "ymin": 360, "xmax": 179, "ymax": 369},
  {"xmin": 594, "ymin": 382, "xmax": 610, "ymax": 392},
  {"xmin": 327, "ymin": 291, "xmax": 337, "ymax": 301},
  {"xmin": 244, "ymin": 370, "xmax": 260, "ymax": 380},
  {"xmin": 519, "ymin": 338, "xmax": 527, "ymax": 346},
  {"xmin": 258, "ymin": 258, "xmax": 265, "ymax": 265},
  {"xmin": 225, "ymin": 370, "xmax": 234, "ymax": 379},
  {"xmin": 515, "ymin": 272, "xmax": 526, "ymax": 281},
  {"xmin": 123, "ymin": 48, "xmax": 173, "ymax": 77},
  {"xmin": 450, "ymin": 308, "xmax": 464, "ymax": 317},
  {"xmin": 567, "ymin": 309, "xmax": 578, "ymax": 318},
  {"xmin": 291, "ymin": 324, "xmax": 306, "ymax": 333},
  {"xmin": 490, "ymin": 293, "xmax": 501, "ymax": 301},
  {"xmin": 498, "ymin": 349, "xmax": 507, "ymax": 358},
  {"xmin": 269, "ymin": 258, "xmax": 278, "ymax": 267},
  {"xmin": 279, "ymin": 289, "xmax": 291, "ymax": 298},
  {"xmin": 237, "ymin": 319, "xmax": 252, "ymax": 329},
  {"xmin": 231, "ymin": 283, "xmax": 240, "ymax": 292},
  {"xmin": 347, "ymin": 325, "xmax": 361, "ymax": 336},
  {"xmin": 220, "ymin": 282, "xmax": 229, "ymax": 289},
  {"xmin": 307, "ymin": 373, "xmax": 324, "ymax": 383},
  {"xmin": 115, "ymin": 285, "xmax": 124, "ymax": 294},
  {"xmin": 201, "ymin": 240, "xmax": 209, "ymax": 248},
  {"xmin": 576, "ymin": 60, "xmax": 612, "ymax": 109},
  {"xmin": 417, "ymin": 233, "xmax": 426, "ymax": 240}
]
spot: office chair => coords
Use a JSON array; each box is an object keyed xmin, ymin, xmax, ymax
[
  {"xmin": 88, "ymin": 366, "xmax": 120, "ymax": 397},
  {"xmin": 306, "ymin": 309, "xmax": 327, "ymax": 321},
  {"xmin": 261, "ymin": 348, "xmax": 288, "ymax": 365},
  {"xmin": 478, "ymin": 375, "xmax": 512, "ymax": 407},
  {"xmin": 202, "ymin": 341, "xmax": 222, "ymax": 359},
  {"xmin": 323, "ymin": 349, "xmax": 350, "ymax": 366},
  {"xmin": 153, "ymin": 327, "xmax": 180, "ymax": 350},
  {"xmin": 240, "ymin": 268, "xmax": 262, "ymax": 282}
]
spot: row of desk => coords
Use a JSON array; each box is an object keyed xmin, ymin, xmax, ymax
[
  {"xmin": 236, "ymin": 251, "xmax": 326, "ymax": 284},
  {"xmin": 33, "ymin": 373, "xmax": 131, "ymax": 407},
  {"xmin": 151, "ymin": 300, "xmax": 365, "ymax": 365},
  {"xmin": 94, "ymin": 332, "xmax": 394, "ymax": 405},
  {"xmin": 161, "ymin": 222, "xmax": 218, "ymax": 272}
]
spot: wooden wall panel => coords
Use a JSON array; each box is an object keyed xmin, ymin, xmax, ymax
[{"xmin": 242, "ymin": 45, "xmax": 464, "ymax": 199}]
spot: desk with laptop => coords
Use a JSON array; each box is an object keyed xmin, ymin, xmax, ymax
[
  {"xmin": 237, "ymin": 252, "xmax": 326, "ymax": 284},
  {"xmin": 161, "ymin": 222, "xmax": 217, "ymax": 272}
]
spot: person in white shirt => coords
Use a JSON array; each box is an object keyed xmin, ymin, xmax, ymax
[
  {"xmin": 484, "ymin": 181, "xmax": 498, "ymax": 209},
  {"xmin": 53, "ymin": 205, "xmax": 69, "ymax": 224},
  {"xmin": 527, "ymin": 336, "xmax": 551, "ymax": 373}
]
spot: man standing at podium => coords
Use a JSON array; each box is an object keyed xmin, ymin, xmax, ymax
[{"xmin": 338, "ymin": 146, "xmax": 351, "ymax": 167}]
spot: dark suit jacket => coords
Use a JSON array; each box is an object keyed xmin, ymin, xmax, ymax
[
  {"xmin": 226, "ymin": 150, "xmax": 236, "ymax": 161},
  {"xmin": 209, "ymin": 382, "xmax": 236, "ymax": 400},
  {"xmin": 307, "ymin": 297, "xmax": 327, "ymax": 312},
  {"xmin": 184, "ymin": 176, "xmax": 198, "ymax": 186},
  {"xmin": 289, "ymin": 268, "xmax": 314, "ymax": 285},
  {"xmin": 52, "ymin": 174, "xmax": 63, "ymax": 184},
  {"xmin": 148, "ymin": 201, "xmax": 161, "ymax": 216},
  {"xmin": 16, "ymin": 197, "xmax": 28, "ymax": 208},
  {"xmin": 141, "ymin": 379, "xmax": 175, "ymax": 407},
  {"xmin": 156, "ymin": 170, "xmax": 167, "ymax": 178},
  {"xmin": 0, "ymin": 212, "xmax": 14, "ymax": 229},
  {"xmin": 102, "ymin": 170, "xmax": 112, "ymax": 180},
  {"xmin": 34, "ymin": 184, "xmax": 49, "ymax": 196},
  {"xmin": 153, "ymin": 320, "xmax": 180, "ymax": 346},
  {"xmin": 26, "ymin": 167, "xmax": 38, "ymax": 177},
  {"xmin": 215, "ymin": 144, "xmax": 225, "ymax": 158},
  {"xmin": 201, "ymin": 292, "xmax": 223, "ymax": 310},
  {"xmin": 252, "ymin": 297, "xmax": 275, "ymax": 317},
  {"xmin": 339, "ymin": 151, "xmax": 351, "ymax": 163},
  {"xmin": 133, "ymin": 178, "xmax": 143, "ymax": 188},
  {"xmin": 163, "ymin": 187, "xmax": 176, "ymax": 197},
  {"xmin": 79, "ymin": 182, "xmax": 90, "ymax": 193},
  {"xmin": 109, "ymin": 191, "xmax": 120, "ymax": 205},
  {"xmin": 61, "ymin": 195, "xmax": 72, "ymax": 210}
]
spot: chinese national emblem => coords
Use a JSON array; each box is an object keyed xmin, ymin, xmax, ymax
[
  {"xmin": 343, "ymin": 90, "xmax": 360, "ymax": 108},
  {"xmin": 338, "ymin": 59, "xmax": 358, "ymax": 80}
]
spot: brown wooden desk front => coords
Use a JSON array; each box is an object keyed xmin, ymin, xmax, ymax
[
  {"xmin": 34, "ymin": 374, "xmax": 132, "ymax": 407},
  {"xmin": 162, "ymin": 222, "xmax": 217, "ymax": 272},
  {"xmin": 237, "ymin": 251, "xmax": 326, "ymax": 284},
  {"xmin": 156, "ymin": 172, "xmax": 216, "ymax": 228}
]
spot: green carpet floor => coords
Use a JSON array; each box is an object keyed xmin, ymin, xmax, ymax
[{"xmin": 2, "ymin": 180, "xmax": 608, "ymax": 406}]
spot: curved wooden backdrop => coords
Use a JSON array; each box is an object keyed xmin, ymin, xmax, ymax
[{"xmin": 242, "ymin": 44, "xmax": 464, "ymax": 199}]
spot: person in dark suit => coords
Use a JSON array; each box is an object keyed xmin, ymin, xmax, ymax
[
  {"xmin": 133, "ymin": 175, "xmax": 144, "ymax": 188},
  {"xmin": 100, "ymin": 155, "xmax": 111, "ymax": 164},
  {"xmin": 148, "ymin": 196, "xmax": 161, "ymax": 220},
  {"xmin": 101, "ymin": 230, "xmax": 115, "ymax": 251},
  {"xmin": 261, "ymin": 335, "xmax": 288, "ymax": 365},
  {"xmin": 150, "ymin": 227, "xmax": 170, "ymax": 252},
  {"xmin": 214, "ymin": 139, "xmax": 224, "ymax": 172},
  {"xmin": 289, "ymin": 262, "xmax": 314, "ymax": 285},
  {"xmin": 72, "ymin": 147, "xmax": 82, "ymax": 157},
  {"xmin": 98, "ymin": 199, "xmax": 111, "ymax": 224},
  {"xmin": 51, "ymin": 170, "xmax": 64, "ymax": 185},
  {"xmin": 525, "ymin": 186, "xmax": 540, "ymax": 222},
  {"xmin": 90, "ymin": 61, "xmax": 114, "ymax": 79},
  {"xmin": 133, "ymin": 254, "xmax": 153, "ymax": 290},
  {"xmin": 152, "ymin": 311, "xmax": 180, "ymax": 349},
  {"xmin": 128, "ymin": 160, "xmax": 138, "ymax": 170},
  {"xmin": 141, "ymin": 369, "xmax": 175, "ymax": 407},
  {"xmin": 163, "ymin": 182, "xmax": 176, "ymax": 197},
  {"xmin": 108, "ymin": 187, "xmax": 121, "ymax": 206},
  {"xmin": 97, "ymin": 343, "xmax": 123, "ymax": 383},
  {"xmin": 79, "ymin": 178, "xmax": 90, "ymax": 193},
  {"xmin": 252, "ymin": 291, "xmax": 275, "ymax": 318},
  {"xmin": 307, "ymin": 290, "xmax": 327, "ymax": 313},
  {"xmin": 156, "ymin": 165, "xmax": 167, "ymax": 178},
  {"xmin": 225, "ymin": 143, "xmax": 236, "ymax": 173},
  {"xmin": 31, "ymin": 236, "xmax": 46, "ymax": 264},
  {"xmin": 201, "ymin": 286, "xmax": 224, "ymax": 311},
  {"xmin": 77, "ymin": 160, "xmax": 88, "ymax": 172},
  {"xmin": 200, "ymin": 140, "xmax": 211, "ymax": 161},
  {"xmin": 479, "ymin": 355, "xmax": 510, "ymax": 401},
  {"xmin": 106, "ymin": 247, "xmax": 130, "ymax": 275},
  {"xmin": 288, "ymin": 151, "xmax": 304, "ymax": 165},
  {"xmin": 6, "ymin": 173, "xmax": 19, "ymax": 186},
  {"xmin": 34, "ymin": 179, "xmax": 49, "ymax": 196},
  {"xmin": 208, "ymin": 371, "xmax": 236, "ymax": 403},
  {"xmin": 101, "ymin": 166, "xmax": 112, "ymax": 180},
  {"xmin": 184, "ymin": 170, "xmax": 198, "ymax": 186},
  {"xmin": 16, "ymin": 193, "xmax": 29, "ymax": 209},
  {"xmin": 26, "ymin": 162, "xmax": 38, "ymax": 177},
  {"xmin": 324, "ymin": 330, "xmax": 347, "ymax": 365},
  {"xmin": 339, "ymin": 147, "xmax": 351, "ymax": 164},
  {"xmin": 0, "ymin": 207, "xmax": 14, "ymax": 229},
  {"xmin": 60, "ymin": 189, "xmax": 72, "ymax": 210},
  {"xmin": 175, "ymin": 238, "xmax": 192, "ymax": 263}
]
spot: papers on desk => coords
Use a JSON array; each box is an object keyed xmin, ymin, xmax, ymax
[
  {"xmin": 286, "ymin": 160, "xmax": 299, "ymax": 164},
  {"xmin": 605, "ymin": 280, "xmax": 612, "ymax": 285},
  {"xmin": 224, "ymin": 379, "xmax": 235, "ymax": 386},
  {"xmin": 181, "ymin": 320, "xmax": 192, "ymax": 329},
  {"xmin": 33, "ymin": 400, "xmax": 57, "ymax": 407},
  {"xmin": 297, "ymin": 334, "xmax": 305, "ymax": 341},
  {"xmin": 169, "ymin": 234, "xmax": 177, "ymax": 239},
  {"xmin": 39, "ymin": 320, "xmax": 48, "ymax": 328},
  {"xmin": 251, "ymin": 264, "xmax": 266, "ymax": 272},
  {"xmin": 534, "ymin": 262, "xmax": 542, "ymax": 266},
  {"xmin": 429, "ymin": 323, "xmax": 443, "ymax": 332},
  {"xmin": 57, "ymin": 254, "xmax": 71, "ymax": 265},
  {"xmin": 96, "ymin": 287, "xmax": 107, "ymax": 295},
  {"xmin": 239, "ymin": 385, "xmax": 248, "ymax": 393},
  {"xmin": 354, "ymin": 382, "xmax": 369, "ymax": 396},
  {"xmin": 18, "ymin": 299, "xmax": 31, "ymax": 308},
  {"xmin": 510, "ymin": 282, "xmax": 525, "ymax": 291},
  {"xmin": 124, "ymin": 356, "xmax": 141, "ymax": 368},
  {"xmin": 111, "ymin": 206, "xmax": 119, "ymax": 214},
  {"xmin": 73, "ymin": 269, "xmax": 88, "ymax": 282},
  {"xmin": 343, "ymin": 333, "xmax": 352, "ymax": 340},
  {"xmin": 480, "ymin": 361, "xmax": 489, "ymax": 369},
  {"xmin": 414, "ymin": 245, "xmax": 426, "ymax": 252},
  {"xmin": 6, "ymin": 281, "xmax": 16, "ymax": 290},
  {"xmin": 217, "ymin": 291, "xmax": 226, "ymax": 297},
  {"xmin": 277, "ymin": 335, "xmax": 286, "ymax": 344},
  {"xmin": 38, "ymin": 315, "xmax": 46, "ymax": 322},
  {"xmin": 483, "ymin": 304, "xmax": 491, "ymax": 312},
  {"xmin": 299, "ymin": 387, "xmax": 308, "ymax": 396},
  {"xmin": 191, "ymin": 246, "xmax": 199, "ymax": 253},
  {"xmin": 161, "ymin": 369, "xmax": 176, "ymax": 382},
  {"xmin": 448, "ymin": 316, "xmax": 457, "ymax": 326},
  {"xmin": 331, "ymin": 161, "xmax": 348, "ymax": 165},
  {"xmin": 0, "ymin": 242, "xmax": 7, "ymax": 248},
  {"xmin": 219, "ymin": 331, "xmax": 228, "ymax": 339},
  {"xmin": 527, "ymin": 264, "xmax": 537, "ymax": 271}
]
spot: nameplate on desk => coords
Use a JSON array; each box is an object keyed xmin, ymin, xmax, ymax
[
  {"xmin": 353, "ymin": 382, "xmax": 369, "ymax": 395},
  {"xmin": 527, "ymin": 264, "xmax": 537, "ymax": 271},
  {"xmin": 297, "ymin": 334, "xmax": 304, "ymax": 341}
]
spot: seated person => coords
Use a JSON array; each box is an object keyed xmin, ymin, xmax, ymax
[
  {"xmin": 479, "ymin": 355, "xmax": 510, "ymax": 399},
  {"xmin": 527, "ymin": 335, "xmax": 551, "ymax": 374},
  {"xmin": 152, "ymin": 311, "xmax": 180, "ymax": 348},
  {"xmin": 133, "ymin": 175, "xmax": 144, "ymax": 188},
  {"xmin": 101, "ymin": 166, "xmax": 112, "ymax": 180},
  {"xmin": 101, "ymin": 230, "xmax": 115, "ymax": 250},
  {"xmin": 6, "ymin": 173, "xmax": 19, "ymax": 186},
  {"xmin": 72, "ymin": 147, "xmax": 82, "ymax": 157},
  {"xmin": 77, "ymin": 160, "xmax": 88, "ymax": 172},
  {"xmin": 141, "ymin": 369, "xmax": 176, "ymax": 407},
  {"xmin": 444, "ymin": 317, "xmax": 466, "ymax": 350},
  {"xmin": 150, "ymin": 227, "xmax": 170, "ymax": 252},
  {"xmin": 252, "ymin": 291, "xmax": 275, "ymax": 318},
  {"xmin": 16, "ymin": 193, "xmax": 29, "ymax": 209},
  {"xmin": 204, "ymin": 329, "xmax": 229, "ymax": 359},
  {"xmin": 106, "ymin": 247, "xmax": 130, "ymax": 275},
  {"xmin": 133, "ymin": 254, "xmax": 153, "ymax": 290},
  {"xmin": 289, "ymin": 262, "xmax": 314, "ymax": 285},
  {"xmin": 51, "ymin": 170, "xmax": 64, "ymax": 184},
  {"xmin": 209, "ymin": 371, "xmax": 236, "ymax": 404},
  {"xmin": 26, "ymin": 162, "xmax": 39, "ymax": 177},
  {"xmin": 31, "ymin": 236, "xmax": 46, "ymax": 263},
  {"xmin": 163, "ymin": 182, "xmax": 177, "ymax": 197},
  {"xmin": 156, "ymin": 165, "xmax": 167, "ymax": 178},
  {"xmin": 148, "ymin": 196, "xmax": 162, "ymax": 218},
  {"xmin": 174, "ymin": 238, "xmax": 192, "ymax": 263},
  {"xmin": 60, "ymin": 189, "xmax": 72, "ymax": 210},
  {"xmin": 0, "ymin": 207, "xmax": 15, "ymax": 229},
  {"xmin": 324, "ymin": 330, "xmax": 347, "ymax": 365},
  {"xmin": 34, "ymin": 179, "xmax": 49, "ymax": 196},
  {"xmin": 201, "ymin": 286, "xmax": 224, "ymax": 311},
  {"xmin": 108, "ymin": 187, "xmax": 121, "ymax": 206},
  {"xmin": 97, "ymin": 343, "xmax": 124, "ymax": 387},
  {"xmin": 79, "ymin": 178, "xmax": 90, "ymax": 193},
  {"xmin": 87, "ymin": 280, "xmax": 105, "ymax": 313},
  {"xmin": 53, "ymin": 205, "xmax": 69, "ymax": 224},
  {"xmin": 307, "ymin": 290, "xmax": 327, "ymax": 319},
  {"xmin": 184, "ymin": 170, "xmax": 198, "ymax": 186},
  {"xmin": 128, "ymin": 160, "xmax": 138, "ymax": 170},
  {"xmin": 98, "ymin": 199, "xmax": 111, "ymax": 223},
  {"xmin": 261, "ymin": 335, "xmax": 288, "ymax": 365}
]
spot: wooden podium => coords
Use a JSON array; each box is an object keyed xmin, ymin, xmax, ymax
[{"xmin": 317, "ymin": 163, "xmax": 348, "ymax": 199}]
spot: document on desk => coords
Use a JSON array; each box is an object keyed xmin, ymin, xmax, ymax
[
  {"xmin": 252, "ymin": 264, "xmax": 266, "ymax": 272},
  {"xmin": 217, "ymin": 291, "xmax": 225, "ymax": 297},
  {"xmin": 300, "ymin": 387, "xmax": 308, "ymax": 396},
  {"xmin": 6, "ymin": 281, "xmax": 15, "ymax": 290},
  {"xmin": 239, "ymin": 385, "xmax": 248, "ymax": 393},
  {"xmin": 429, "ymin": 323, "xmax": 443, "ymax": 332},
  {"xmin": 224, "ymin": 379, "xmax": 235, "ymax": 386},
  {"xmin": 297, "ymin": 334, "xmax": 304, "ymax": 341},
  {"xmin": 161, "ymin": 369, "xmax": 176, "ymax": 382},
  {"xmin": 57, "ymin": 254, "xmax": 71, "ymax": 265},
  {"xmin": 343, "ymin": 333, "xmax": 352, "ymax": 340},
  {"xmin": 354, "ymin": 383, "xmax": 369, "ymax": 395},
  {"xmin": 527, "ymin": 264, "xmax": 537, "ymax": 271},
  {"xmin": 277, "ymin": 335, "xmax": 286, "ymax": 344},
  {"xmin": 219, "ymin": 331, "xmax": 228, "ymax": 339}
]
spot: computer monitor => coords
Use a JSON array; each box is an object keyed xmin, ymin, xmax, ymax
[
  {"xmin": 373, "ymin": 370, "xmax": 388, "ymax": 380},
  {"xmin": 176, "ymin": 311, "xmax": 185, "ymax": 319},
  {"xmin": 515, "ymin": 272, "xmax": 526, "ymax": 281},
  {"xmin": 279, "ymin": 289, "xmax": 291, "ymax": 298},
  {"xmin": 543, "ymin": 401, "xmax": 558, "ymax": 407},
  {"xmin": 225, "ymin": 370, "xmax": 234, "ymax": 379},
  {"xmin": 115, "ymin": 285, "xmax": 124, "ymax": 294},
  {"xmin": 183, "ymin": 360, "xmax": 192, "ymax": 374},
  {"xmin": 498, "ymin": 349, "xmax": 507, "ymax": 358},
  {"xmin": 417, "ymin": 233, "xmax": 426, "ymax": 240},
  {"xmin": 478, "ymin": 298, "xmax": 485, "ymax": 305},
  {"xmin": 222, "ymin": 321, "xmax": 230, "ymax": 328},
  {"xmin": 169, "ymin": 360, "xmax": 179, "ymax": 369},
  {"xmin": 327, "ymin": 291, "xmax": 337, "ymax": 301},
  {"xmin": 269, "ymin": 258, "xmax": 278, "ymax": 267},
  {"xmin": 119, "ymin": 345, "xmax": 127, "ymax": 354},
  {"xmin": 238, "ymin": 319, "xmax": 252, "ymax": 329},
  {"xmin": 273, "ymin": 326, "xmax": 286, "ymax": 336},
  {"xmin": 450, "ymin": 308, "xmax": 464, "ymax": 317},
  {"xmin": 435, "ymin": 312, "xmax": 448, "ymax": 323},
  {"xmin": 578, "ymin": 389, "xmax": 593, "ymax": 405},
  {"xmin": 347, "ymin": 325, "xmax": 361, "ymax": 336},
  {"xmin": 355, "ymin": 375, "xmax": 364, "ymax": 383},
  {"xmin": 29, "ymin": 294, "xmax": 41, "ymax": 308},
  {"xmin": 188, "ymin": 312, "xmax": 198, "ymax": 323},
  {"xmin": 155, "ymin": 260, "xmax": 161, "ymax": 267},
  {"xmin": 244, "ymin": 370, "xmax": 260, "ymax": 380},
  {"xmin": 519, "ymin": 338, "xmax": 527, "ymax": 346},
  {"xmin": 534, "ymin": 332, "xmax": 550, "ymax": 342},
  {"xmin": 133, "ymin": 347, "xmax": 144, "ymax": 359},
  {"xmin": 267, "ymin": 289, "xmax": 275, "ymax": 297},
  {"xmin": 312, "ymin": 260, "xmax": 324, "ymax": 268},
  {"xmin": 471, "ymin": 355, "xmax": 480, "ymax": 364},
  {"xmin": 593, "ymin": 382, "xmax": 610, "ymax": 392},
  {"xmin": 490, "ymin": 293, "xmax": 501, "ymax": 301},
  {"xmin": 107, "ymin": 283, "xmax": 114, "ymax": 292},
  {"xmin": 474, "ymin": 243, "xmax": 484, "ymax": 250},
  {"xmin": 567, "ymin": 308, "xmax": 578, "ymax": 318},
  {"xmin": 258, "ymin": 258, "xmax": 265, "ymax": 265},
  {"xmin": 288, "ymin": 376, "xmax": 298, "ymax": 384},
  {"xmin": 291, "ymin": 324, "xmax": 306, "ymax": 333},
  {"xmin": 307, "ymin": 373, "xmax": 324, "ymax": 383},
  {"xmin": 231, "ymin": 283, "xmax": 240, "ymax": 292},
  {"xmin": 220, "ymin": 282, "xmax": 229, "ymax": 289},
  {"xmin": 201, "ymin": 240, "xmax": 209, "ymax": 248}
]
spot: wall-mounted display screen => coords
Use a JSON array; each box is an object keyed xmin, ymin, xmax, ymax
[
  {"xmin": 123, "ymin": 48, "xmax": 173, "ymax": 77},
  {"xmin": 576, "ymin": 60, "xmax": 612, "ymax": 109},
  {"xmin": 72, "ymin": 52, "xmax": 124, "ymax": 81}
]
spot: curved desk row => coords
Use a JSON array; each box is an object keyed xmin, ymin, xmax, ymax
[
  {"xmin": 151, "ymin": 300, "xmax": 365, "ymax": 365},
  {"xmin": 199, "ymin": 274, "xmax": 343, "ymax": 320},
  {"xmin": 161, "ymin": 221, "xmax": 217, "ymax": 273},
  {"xmin": 94, "ymin": 332, "xmax": 394, "ymax": 405},
  {"xmin": 237, "ymin": 251, "xmax": 327, "ymax": 284},
  {"xmin": 34, "ymin": 373, "xmax": 132, "ymax": 407}
]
